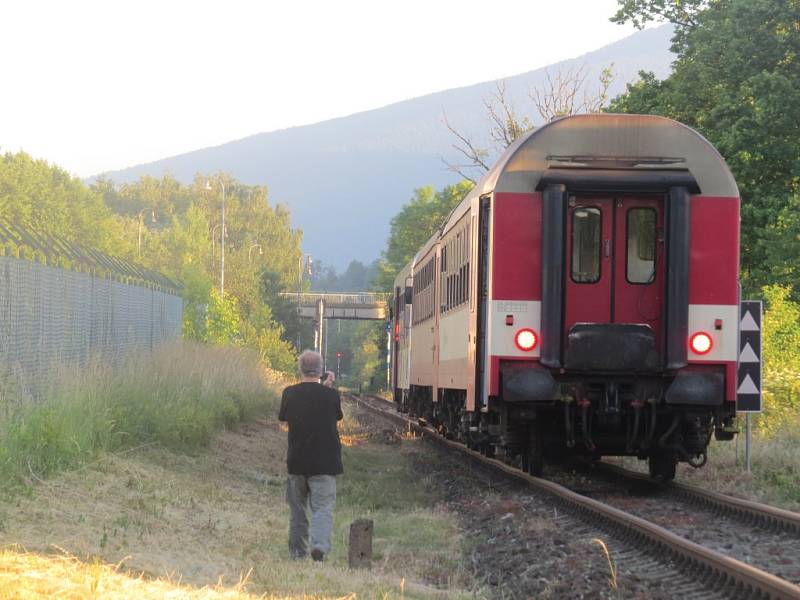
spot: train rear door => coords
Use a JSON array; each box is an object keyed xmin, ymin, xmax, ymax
[
  {"xmin": 613, "ymin": 197, "xmax": 664, "ymax": 345},
  {"xmin": 564, "ymin": 195, "xmax": 664, "ymax": 365},
  {"xmin": 564, "ymin": 197, "xmax": 613, "ymax": 327}
]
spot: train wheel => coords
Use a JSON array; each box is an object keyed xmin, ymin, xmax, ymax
[
  {"xmin": 524, "ymin": 421, "xmax": 544, "ymax": 477},
  {"xmin": 648, "ymin": 451, "xmax": 677, "ymax": 482}
]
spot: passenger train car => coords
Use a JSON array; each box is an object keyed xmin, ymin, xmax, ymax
[{"xmin": 390, "ymin": 113, "xmax": 741, "ymax": 480}]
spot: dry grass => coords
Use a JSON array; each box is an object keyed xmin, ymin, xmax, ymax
[
  {"xmin": 0, "ymin": 548, "xmax": 263, "ymax": 600},
  {"xmin": 618, "ymin": 425, "xmax": 800, "ymax": 510},
  {"xmin": 0, "ymin": 402, "xmax": 474, "ymax": 599},
  {"xmin": 0, "ymin": 547, "xmax": 430, "ymax": 600},
  {"xmin": 0, "ymin": 342, "xmax": 277, "ymax": 493}
]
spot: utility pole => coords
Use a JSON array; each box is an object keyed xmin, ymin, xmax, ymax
[
  {"xmin": 248, "ymin": 243, "xmax": 262, "ymax": 264},
  {"xmin": 205, "ymin": 179, "xmax": 226, "ymax": 298},
  {"xmin": 297, "ymin": 254, "xmax": 312, "ymax": 351},
  {"xmin": 314, "ymin": 298, "xmax": 325, "ymax": 354},
  {"xmin": 137, "ymin": 208, "xmax": 156, "ymax": 256}
]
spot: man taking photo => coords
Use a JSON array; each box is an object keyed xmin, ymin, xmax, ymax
[{"xmin": 279, "ymin": 350, "xmax": 343, "ymax": 561}]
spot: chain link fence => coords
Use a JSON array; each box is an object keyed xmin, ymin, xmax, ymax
[{"xmin": 0, "ymin": 255, "xmax": 183, "ymax": 400}]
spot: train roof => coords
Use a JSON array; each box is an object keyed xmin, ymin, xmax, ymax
[{"xmin": 442, "ymin": 113, "xmax": 739, "ymax": 232}]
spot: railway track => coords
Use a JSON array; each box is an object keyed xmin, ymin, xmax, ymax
[
  {"xmin": 348, "ymin": 393, "xmax": 800, "ymax": 600},
  {"xmin": 596, "ymin": 462, "xmax": 800, "ymax": 535},
  {"xmin": 548, "ymin": 460, "xmax": 800, "ymax": 587}
]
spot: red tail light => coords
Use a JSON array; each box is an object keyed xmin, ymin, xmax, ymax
[
  {"xmin": 515, "ymin": 328, "xmax": 538, "ymax": 351},
  {"xmin": 690, "ymin": 332, "xmax": 713, "ymax": 355}
]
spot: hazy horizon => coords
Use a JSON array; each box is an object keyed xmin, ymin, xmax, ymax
[{"xmin": 2, "ymin": 0, "xmax": 646, "ymax": 177}]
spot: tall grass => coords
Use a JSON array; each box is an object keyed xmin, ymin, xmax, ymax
[{"xmin": 0, "ymin": 342, "xmax": 277, "ymax": 493}]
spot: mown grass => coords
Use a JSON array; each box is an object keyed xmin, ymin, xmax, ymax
[
  {"xmin": 0, "ymin": 401, "xmax": 473, "ymax": 599},
  {"xmin": 0, "ymin": 342, "xmax": 276, "ymax": 495}
]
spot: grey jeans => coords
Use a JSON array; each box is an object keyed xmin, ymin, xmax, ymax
[{"xmin": 286, "ymin": 474, "xmax": 337, "ymax": 558}]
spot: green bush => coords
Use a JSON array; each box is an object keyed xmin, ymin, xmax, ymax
[
  {"xmin": 759, "ymin": 285, "xmax": 800, "ymax": 435},
  {"xmin": 0, "ymin": 342, "xmax": 276, "ymax": 494}
]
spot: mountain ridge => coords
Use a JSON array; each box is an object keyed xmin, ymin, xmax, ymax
[{"xmin": 98, "ymin": 25, "xmax": 675, "ymax": 269}]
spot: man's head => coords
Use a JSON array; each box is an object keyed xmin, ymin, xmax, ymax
[{"xmin": 298, "ymin": 350, "xmax": 324, "ymax": 379}]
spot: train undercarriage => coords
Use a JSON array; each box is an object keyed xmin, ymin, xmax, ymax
[{"xmin": 397, "ymin": 376, "xmax": 738, "ymax": 481}]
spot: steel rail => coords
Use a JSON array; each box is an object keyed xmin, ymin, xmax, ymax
[
  {"xmin": 596, "ymin": 462, "xmax": 800, "ymax": 535},
  {"xmin": 348, "ymin": 394, "xmax": 800, "ymax": 600}
]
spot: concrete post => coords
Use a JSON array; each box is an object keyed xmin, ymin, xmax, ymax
[{"xmin": 348, "ymin": 518, "xmax": 373, "ymax": 569}]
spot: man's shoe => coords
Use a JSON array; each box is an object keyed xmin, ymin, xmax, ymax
[{"xmin": 310, "ymin": 548, "xmax": 324, "ymax": 562}]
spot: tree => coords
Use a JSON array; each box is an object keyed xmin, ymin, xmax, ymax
[
  {"xmin": 375, "ymin": 181, "xmax": 474, "ymax": 291},
  {"xmin": 0, "ymin": 151, "xmax": 127, "ymax": 255},
  {"xmin": 91, "ymin": 172, "xmax": 303, "ymax": 373},
  {"xmin": 610, "ymin": 0, "xmax": 707, "ymax": 33},
  {"xmin": 608, "ymin": 0, "xmax": 800, "ymax": 294},
  {"xmin": 759, "ymin": 285, "xmax": 800, "ymax": 434},
  {"xmin": 349, "ymin": 322, "xmax": 383, "ymax": 392},
  {"xmin": 444, "ymin": 66, "xmax": 615, "ymax": 183}
]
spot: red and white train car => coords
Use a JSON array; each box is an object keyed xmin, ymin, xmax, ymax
[{"xmin": 391, "ymin": 113, "xmax": 741, "ymax": 480}]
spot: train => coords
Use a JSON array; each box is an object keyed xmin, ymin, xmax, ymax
[{"xmin": 390, "ymin": 113, "xmax": 744, "ymax": 481}]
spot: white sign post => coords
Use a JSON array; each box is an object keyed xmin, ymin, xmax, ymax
[{"xmin": 737, "ymin": 300, "xmax": 763, "ymax": 473}]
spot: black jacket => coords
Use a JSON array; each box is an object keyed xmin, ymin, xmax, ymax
[{"xmin": 278, "ymin": 382, "xmax": 344, "ymax": 475}]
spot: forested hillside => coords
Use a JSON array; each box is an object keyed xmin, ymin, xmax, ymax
[{"xmin": 1, "ymin": 152, "xmax": 304, "ymax": 373}]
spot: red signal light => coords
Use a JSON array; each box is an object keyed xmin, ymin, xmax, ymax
[
  {"xmin": 690, "ymin": 332, "xmax": 713, "ymax": 355},
  {"xmin": 336, "ymin": 351, "xmax": 342, "ymax": 358},
  {"xmin": 514, "ymin": 328, "xmax": 538, "ymax": 352}
]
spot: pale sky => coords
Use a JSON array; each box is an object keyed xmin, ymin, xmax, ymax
[{"xmin": 1, "ymin": 0, "xmax": 639, "ymax": 177}]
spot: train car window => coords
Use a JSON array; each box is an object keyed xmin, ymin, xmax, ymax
[
  {"xmin": 627, "ymin": 208, "xmax": 656, "ymax": 284},
  {"xmin": 571, "ymin": 207, "xmax": 601, "ymax": 283},
  {"xmin": 437, "ymin": 223, "xmax": 472, "ymax": 314},
  {"xmin": 412, "ymin": 257, "xmax": 437, "ymax": 324}
]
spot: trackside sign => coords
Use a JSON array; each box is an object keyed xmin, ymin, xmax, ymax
[{"xmin": 737, "ymin": 300, "xmax": 762, "ymax": 413}]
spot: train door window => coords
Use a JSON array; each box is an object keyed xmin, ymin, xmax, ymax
[
  {"xmin": 626, "ymin": 208, "xmax": 656, "ymax": 284},
  {"xmin": 441, "ymin": 246, "xmax": 447, "ymax": 313},
  {"xmin": 467, "ymin": 218, "xmax": 472, "ymax": 309},
  {"xmin": 571, "ymin": 207, "xmax": 601, "ymax": 283}
]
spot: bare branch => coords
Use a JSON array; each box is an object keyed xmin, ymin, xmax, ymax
[
  {"xmin": 439, "ymin": 156, "xmax": 478, "ymax": 185},
  {"xmin": 531, "ymin": 66, "xmax": 590, "ymax": 120},
  {"xmin": 529, "ymin": 64, "xmax": 616, "ymax": 120},
  {"xmin": 441, "ymin": 112, "xmax": 491, "ymax": 181},
  {"xmin": 443, "ymin": 112, "xmax": 491, "ymax": 171},
  {"xmin": 443, "ymin": 65, "xmax": 614, "ymax": 178},
  {"xmin": 482, "ymin": 81, "xmax": 532, "ymax": 150}
]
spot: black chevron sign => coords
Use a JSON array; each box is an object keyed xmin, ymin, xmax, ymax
[{"xmin": 737, "ymin": 300, "xmax": 762, "ymax": 413}]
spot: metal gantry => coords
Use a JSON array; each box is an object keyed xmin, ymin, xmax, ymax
[{"xmin": 280, "ymin": 291, "xmax": 389, "ymax": 356}]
